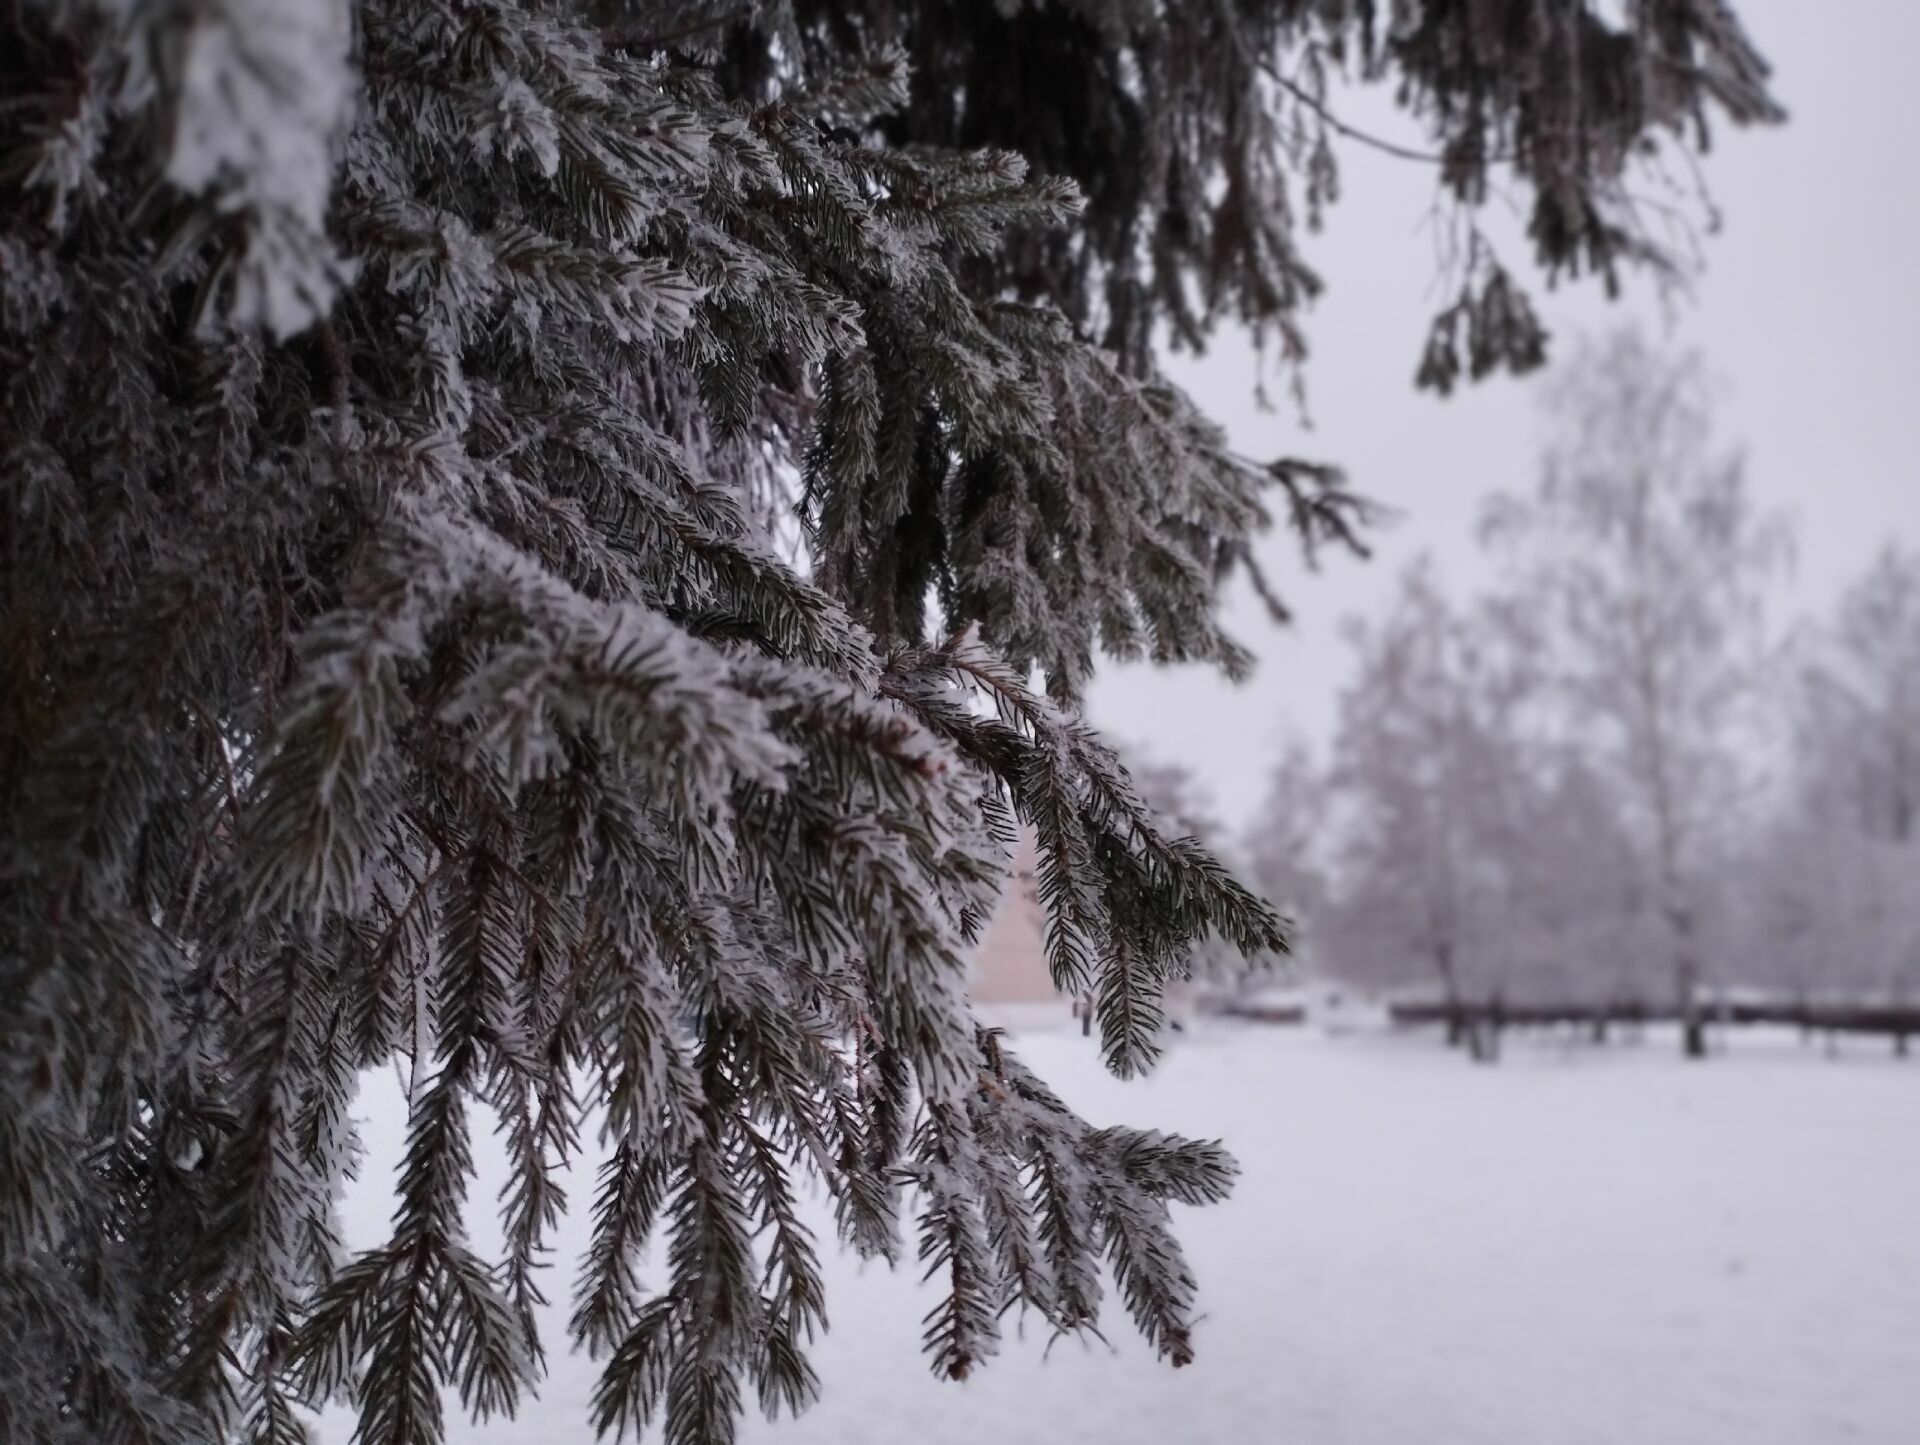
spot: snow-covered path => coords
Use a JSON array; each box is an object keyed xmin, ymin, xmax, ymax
[{"xmin": 338, "ymin": 1027, "xmax": 1920, "ymax": 1444}]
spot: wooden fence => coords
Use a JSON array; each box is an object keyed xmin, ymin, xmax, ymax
[{"xmin": 1386, "ymin": 997, "xmax": 1920, "ymax": 1051}]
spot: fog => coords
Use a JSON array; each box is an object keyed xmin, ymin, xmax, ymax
[
  {"xmin": 10, "ymin": 4, "xmax": 1916, "ymax": 1443},
  {"xmin": 1090, "ymin": 0, "xmax": 1920, "ymax": 830}
]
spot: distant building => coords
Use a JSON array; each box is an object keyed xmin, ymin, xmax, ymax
[
  {"xmin": 968, "ymin": 831, "xmax": 1070, "ymax": 1030},
  {"xmin": 968, "ymin": 831, "xmax": 1193, "ymax": 1033}
]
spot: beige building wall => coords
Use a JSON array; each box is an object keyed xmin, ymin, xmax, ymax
[
  {"xmin": 968, "ymin": 831, "xmax": 1066, "ymax": 1006},
  {"xmin": 967, "ymin": 829, "xmax": 1197, "ymax": 1030}
]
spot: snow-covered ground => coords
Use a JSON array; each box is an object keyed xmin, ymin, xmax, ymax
[{"xmin": 336, "ymin": 1026, "xmax": 1920, "ymax": 1444}]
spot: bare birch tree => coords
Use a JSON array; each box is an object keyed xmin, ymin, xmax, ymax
[
  {"xmin": 1317, "ymin": 561, "xmax": 1525, "ymax": 1049},
  {"xmin": 1480, "ymin": 330, "xmax": 1790, "ymax": 1057}
]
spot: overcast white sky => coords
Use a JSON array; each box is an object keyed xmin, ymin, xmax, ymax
[{"xmin": 1087, "ymin": 0, "xmax": 1920, "ymax": 832}]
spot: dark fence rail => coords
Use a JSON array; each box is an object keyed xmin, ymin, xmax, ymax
[{"xmin": 1386, "ymin": 997, "xmax": 1920, "ymax": 1042}]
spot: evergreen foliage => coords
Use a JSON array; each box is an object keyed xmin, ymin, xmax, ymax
[
  {"xmin": 732, "ymin": 0, "xmax": 1781, "ymax": 386},
  {"xmin": 2, "ymin": 3, "xmax": 1773, "ymax": 1441}
]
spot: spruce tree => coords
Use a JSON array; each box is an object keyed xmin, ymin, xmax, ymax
[{"xmin": 1, "ymin": 3, "xmax": 1776, "ymax": 1441}]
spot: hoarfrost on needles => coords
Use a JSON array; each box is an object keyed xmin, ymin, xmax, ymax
[{"xmin": 167, "ymin": 0, "xmax": 360, "ymax": 336}]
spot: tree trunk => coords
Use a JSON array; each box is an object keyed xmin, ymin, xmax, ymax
[
  {"xmin": 1435, "ymin": 941, "xmax": 1464, "ymax": 1048},
  {"xmin": 1673, "ymin": 908, "xmax": 1707, "ymax": 1061},
  {"xmin": 1464, "ymin": 999, "xmax": 1503, "ymax": 1065},
  {"xmin": 1466, "ymin": 1013, "xmax": 1496, "ymax": 1064},
  {"xmin": 1681, "ymin": 1010, "xmax": 1707, "ymax": 1059}
]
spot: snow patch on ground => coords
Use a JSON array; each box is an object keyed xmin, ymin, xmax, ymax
[{"xmin": 335, "ymin": 1027, "xmax": 1920, "ymax": 1444}]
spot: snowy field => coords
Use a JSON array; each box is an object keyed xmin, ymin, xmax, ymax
[{"xmin": 337, "ymin": 1027, "xmax": 1920, "ymax": 1445}]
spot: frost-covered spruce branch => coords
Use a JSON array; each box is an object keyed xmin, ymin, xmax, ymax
[
  {"xmin": 0, "ymin": 9, "xmax": 1275, "ymax": 1442},
  {"xmin": 1, "ymin": 2, "xmax": 1775, "ymax": 1441}
]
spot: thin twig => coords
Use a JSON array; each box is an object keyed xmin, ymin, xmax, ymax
[
  {"xmin": 605, "ymin": 6, "xmax": 751, "ymax": 53},
  {"xmin": 369, "ymin": 846, "xmax": 448, "ymax": 969},
  {"xmin": 188, "ymin": 698, "xmax": 242, "ymax": 817},
  {"xmin": 1263, "ymin": 63, "xmax": 1514, "ymax": 168}
]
